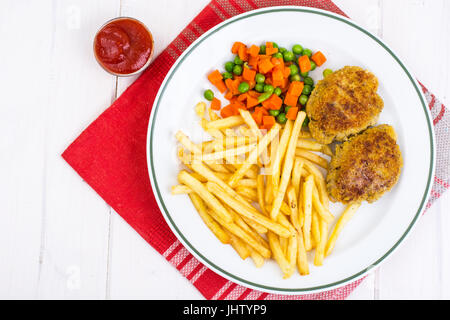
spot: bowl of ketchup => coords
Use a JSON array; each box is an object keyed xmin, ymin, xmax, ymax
[{"xmin": 94, "ymin": 17, "xmax": 154, "ymax": 76}]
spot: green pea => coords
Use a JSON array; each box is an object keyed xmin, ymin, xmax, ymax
[
  {"xmin": 289, "ymin": 64, "xmax": 299, "ymax": 75},
  {"xmin": 263, "ymin": 84, "xmax": 274, "ymax": 94},
  {"xmin": 222, "ymin": 72, "xmax": 233, "ymax": 80},
  {"xmin": 302, "ymin": 84, "xmax": 312, "ymax": 95},
  {"xmin": 225, "ymin": 61, "xmax": 235, "ymax": 73},
  {"xmin": 323, "ymin": 68, "xmax": 333, "ymax": 78},
  {"xmin": 233, "ymin": 64, "xmax": 242, "ymax": 75},
  {"xmin": 234, "ymin": 56, "xmax": 243, "ymax": 65},
  {"xmin": 272, "ymin": 42, "xmax": 279, "ymax": 49},
  {"xmin": 255, "ymin": 73, "xmax": 265, "ymax": 84},
  {"xmin": 299, "ymin": 94, "xmax": 308, "ymax": 106},
  {"xmin": 203, "ymin": 89, "xmax": 214, "ymax": 101},
  {"xmin": 259, "ymin": 45, "xmax": 266, "ymax": 54},
  {"xmin": 274, "ymin": 87, "xmax": 282, "ymax": 96},
  {"xmin": 279, "ymin": 47, "xmax": 287, "ymax": 53},
  {"xmin": 303, "ymin": 48, "xmax": 312, "ymax": 58},
  {"xmin": 283, "ymin": 51, "xmax": 295, "ymax": 62},
  {"xmin": 276, "ymin": 113, "xmax": 287, "ymax": 124},
  {"xmin": 257, "ymin": 91, "xmax": 272, "ymax": 103},
  {"xmin": 238, "ymin": 82, "xmax": 250, "ymax": 93},
  {"xmin": 304, "ymin": 76, "xmax": 314, "ymax": 86},
  {"xmin": 292, "ymin": 44, "xmax": 303, "ymax": 55},
  {"xmin": 303, "ymin": 116, "xmax": 310, "ymax": 127},
  {"xmin": 300, "ymin": 71, "xmax": 309, "ymax": 77},
  {"xmin": 310, "ymin": 61, "xmax": 317, "ymax": 71},
  {"xmin": 255, "ymin": 83, "xmax": 264, "ymax": 93},
  {"xmin": 269, "ymin": 109, "xmax": 280, "ymax": 117},
  {"xmin": 284, "ymin": 106, "xmax": 292, "ymax": 113},
  {"xmin": 272, "ymin": 52, "xmax": 283, "ymax": 59},
  {"xmin": 290, "ymin": 74, "xmax": 301, "ymax": 82}
]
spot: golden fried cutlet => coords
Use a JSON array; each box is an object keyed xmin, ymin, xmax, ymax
[
  {"xmin": 326, "ymin": 125, "xmax": 402, "ymax": 204},
  {"xmin": 306, "ymin": 66, "xmax": 384, "ymax": 144}
]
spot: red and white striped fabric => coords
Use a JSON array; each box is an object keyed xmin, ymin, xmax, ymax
[{"xmin": 62, "ymin": 0, "xmax": 449, "ymax": 300}]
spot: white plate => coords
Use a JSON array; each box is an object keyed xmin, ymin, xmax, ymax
[{"xmin": 146, "ymin": 6, "xmax": 435, "ymax": 294}]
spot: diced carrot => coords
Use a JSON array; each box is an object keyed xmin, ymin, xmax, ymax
[
  {"xmin": 284, "ymin": 92, "xmax": 298, "ymax": 107},
  {"xmin": 271, "ymin": 57, "xmax": 284, "ymax": 68},
  {"xmin": 224, "ymin": 90, "xmax": 233, "ymax": 100},
  {"xmin": 246, "ymin": 95, "xmax": 259, "ymax": 109},
  {"xmin": 262, "ymin": 94, "xmax": 282, "ymax": 110},
  {"xmin": 252, "ymin": 109, "xmax": 263, "ymax": 125},
  {"xmin": 238, "ymin": 45, "xmax": 249, "ymax": 61},
  {"xmin": 214, "ymin": 80, "xmax": 227, "ymax": 93},
  {"xmin": 242, "ymin": 67, "xmax": 256, "ymax": 81},
  {"xmin": 231, "ymin": 79, "xmax": 241, "ymax": 95},
  {"xmin": 221, "ymin": 105, "xmax": 237, "ymax": 118},
  {"xmin": 231, "ymin": 101, "xmax": 246, "ymax": 113},
  {"xmin": 237, "ymin": 93, "xmax": 247, "ymax": 102},
  {"xmin": 231, "ymin": 42, "xmax": 245, "ymax": 54},
  {"xmin": 249, "ymin": 55, "xmax": 259, "ymax": 69},
  {"xmin": 272, "ymin": 68, "xmax": 284, "ymax": 88},
  {"xmin": 248, "ymin": 45, "xmax": 260, "ymax": 57},
  {"xmin": 247, "ymin": 90, "xmax": 260, "ymax": 98},
  {"xmin": 211, "ymin": 97, "xmax": 221, "ymax": 110},
  {"xmin": 287, "ymin": 81, "xmax": 304, "ymax": 96},
  {"xmin": 262, "ymin": 115, "xmax": 276, "ymax": 126},
  {"xmin": 248, "ymin": 79, "xmax": 256, "ymax": 90},
  {"xmin": 283, "ymin": 66, "xmax": 291, "ymax": 78},
  {"xmin": 258, "ymin": 59, "xmax": 274, "ymax": 74},
  {"xmin": 298, "ymin": 55, "xmax": 312, "ymax": 73},
  {"xmin": 266, "ymin": 47, "xmax": 278, "ymax": 56},
  {"xmin": 225, "ymin": 78, "xmax": 234, "ymax": 91},
  {"xmin": 255, "ymin": 106, "xmax": 269, "ymax": 116},
  {"xmin": 286, "ymin": 107, "xmax": 299, "ymax": 120},
  {"xmin": 208, "ymin": 70, "xmax": 223, "ymax": 84},
  {"xmin": 258, "ymin": 54, "xmax": 271, "ymax": 61},
  {"xmin": 260, "ymin": 123, "xmax": 273, "ymax": 131},
  {"xmin": 311, "ymin": 51, "xmax": 327, "ymax": 66}
]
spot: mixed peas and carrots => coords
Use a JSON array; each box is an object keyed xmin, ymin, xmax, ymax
[{"xmin": 203, "ymin": 41, "xmax": 330, "ymax": 130}]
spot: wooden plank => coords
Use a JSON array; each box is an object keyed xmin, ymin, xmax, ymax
[
  {"xmin": 31, "ymin": 0, "xmax": 120, "ymax": 299},
  {"xmin": 107, "ymin": 0, "xmax": 210, "ymax": 299}
]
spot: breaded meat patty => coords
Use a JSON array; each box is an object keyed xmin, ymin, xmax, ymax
[
  {"xmin": 326, "ymin": 125, "xmax": 402, "ymax": 204},
  {"xmin": 306, "ymin": 66, "xmax": 384, "ymax": 144}
]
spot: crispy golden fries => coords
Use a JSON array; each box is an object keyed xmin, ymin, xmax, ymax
[{"xmin": 172, "ymin": 102, "xmax": 362, "ymax": 278}]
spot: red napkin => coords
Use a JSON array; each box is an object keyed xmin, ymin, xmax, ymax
[{"xmin": 62, "ymin": 0, "xmax": 449, "ymax": 300}]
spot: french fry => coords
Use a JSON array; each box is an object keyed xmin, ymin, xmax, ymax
[
  {"xmin": 299, "ymin": 130, "xmax": 312, "ymax": 139},
  {"xmin": 208, "ymin": 106, "xmax": 220, "ymax": 121},
  {"xmin": 195, "ymin": 102, "xmax": 206, "ymax": 118},
  {"xmin": 277, "ymin": 213, "xmax": 298, "ymax": 278},
  {"xmin": 287, "ymin": 185, "xmax": 301, "ymax": 231},
  {"xmin": 249, "ymin": 247, "xmax": 265, "ymax": 268},
  {"xmin": 171, "ymin": 185, "xmax": 192, "ymax": 194},
  {"xmin": 206, "ymin": 115, "xmax": 245, "ymax": 130},
  {"xmin": 297, "ymin": 139, "xmax": 333, "ymax": 157},
  {"xmin": 296, "ymin": 228, "xmax": 309, "ymax": 275},
  {"xmin": 302, "ymin": 174, "xmax": 314, "ymax": 251},
  {"xmin": 236, "ymin": 186, "xmax": 258, "ymax": 202},
  {"xmin": 311, "ymin": 210, "xmax": 321, "ymax": 245},
  {"xmin": 236, "ymin": 178, "xmax": 258, "ymax": 188},
  {"xmin": 312, "ymin": 184, "xmax": 334, "ymax": 223},
  {"xmin": 227, "ymin": 231, "xmax": 250, "ymax": 260},
  {"xmin": 256, "ymin": 175, "xmax": 267, "ymax": 216},
  {"xmin": 314, "ymin": 218, "xmax": 329, "ymax": 266},
  {"xmin": 301, "ymin": 158, "xmax": 329, "ymax": 208},
  {"xmin": 296, "ymin": 148, "xmax": 329, "ymax": 169},
  {"xmin": 291, "ymin": 158, "xmax": 304, "ymax": 197},
  {"xmin": 269, "ymin": 120, "xmax": 293, "ymax": 188},
  {"xmin": 228, "ymin": 124, "xmax": 281, "ymax": 187},
  {"xmin": 196, "ymin": 143, "xmax": 256, "ymax": 161},
  {"xmin": 239, "ymin": 109, "xmax": 270, "ymax": 165},
  {"xmin": 268, "ymin": 232, "xmax": 291, "ymax": 278},
  {"xmin": 270, "ymin": 111, "xmax": 306, "ymax": 220},
  {"xmin": 325, "ymin": 202, "xmax": 361, "ymax": 256},
  {"xmin": 206, "ymin": 182, "xmax": 291, "ymax": 237},
  {"xmin": 189, "ymin": 162, "xmax": 267, "ymax": 233},
  {"xmin": 189, "ymin": 193, "xmax": 230, "ymax": 244},
  {"xmin": 200, "ymin": 118, "xmax": 224, "ymax": 140},
  {"xmin": 265, "ymin": 175, "xmax": 274, "ymax": 205},
  {"xmin": 178, "ymin": 171, "xmax": 233, "ymax": 223}
]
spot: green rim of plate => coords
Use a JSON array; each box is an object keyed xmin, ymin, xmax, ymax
[{"xmin": 148, "ymin": 7, "xmax": 435, "ymax": 293}]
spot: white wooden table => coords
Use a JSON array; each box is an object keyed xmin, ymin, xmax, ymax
[{"xmin": 0, "ymin": 0, "xmax": 449, "ymax": 300}]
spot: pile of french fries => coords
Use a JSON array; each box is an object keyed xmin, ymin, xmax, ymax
[{"xmin": 171, "ymin": 102, "xmax": 357, "ymax": 278}]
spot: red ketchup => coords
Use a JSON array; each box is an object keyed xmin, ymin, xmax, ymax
[{"xmin": 94, "ymin": 17, "xmax": 153, "ymax": 75}]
